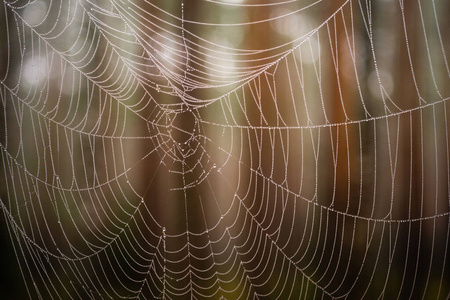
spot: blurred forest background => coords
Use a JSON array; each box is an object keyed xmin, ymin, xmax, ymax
[{"xmin": 1, "ymin": 0, "xmax": 450, "ymax": 299}]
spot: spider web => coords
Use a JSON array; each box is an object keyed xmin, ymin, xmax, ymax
[{"xmin": 1, "ymin": 0, "xmax": 450, "ymax": 299}]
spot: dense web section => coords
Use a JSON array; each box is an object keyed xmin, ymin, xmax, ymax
[{"xmin": 1, "ymin": 0, "xmax": 450, "ymax": 298}]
